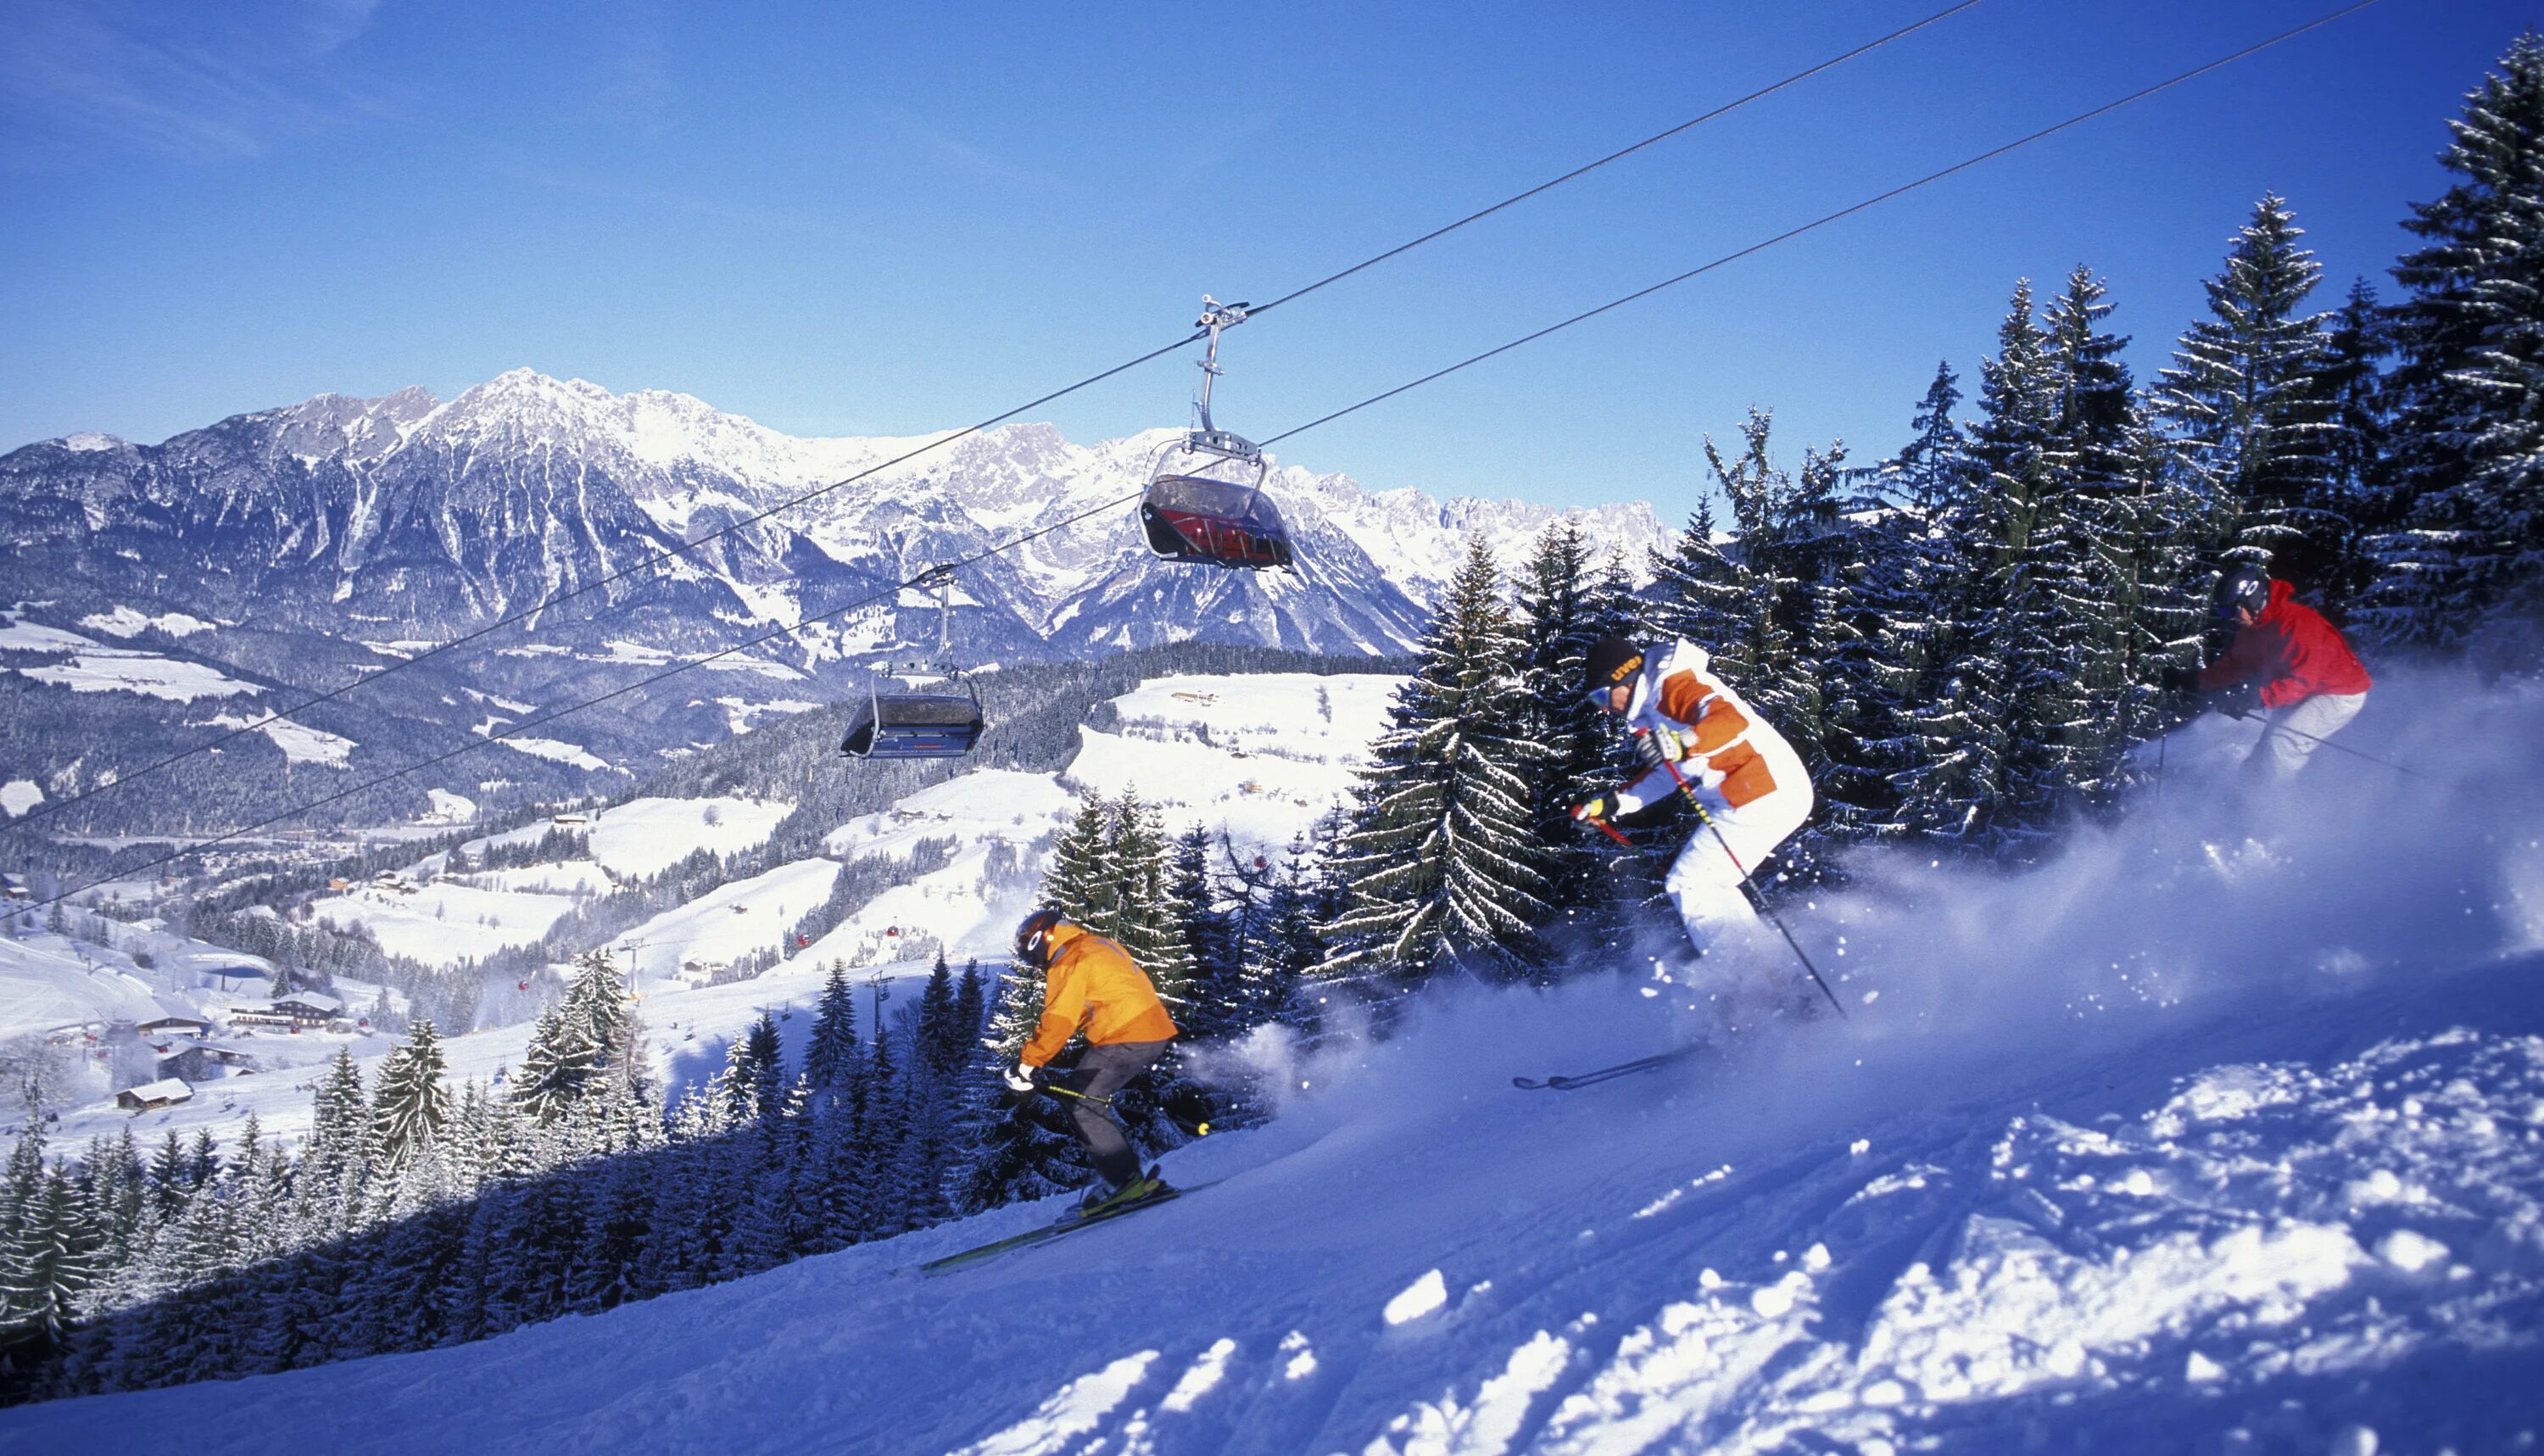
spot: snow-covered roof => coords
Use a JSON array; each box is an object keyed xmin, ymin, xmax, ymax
[
  {"xmin": 120, "ymin": 1078, "xmax": 192, "ymax": 1104},
  {"xmin": 274, "ymin": 993, "xmax": 344, "ymax": 1013}
]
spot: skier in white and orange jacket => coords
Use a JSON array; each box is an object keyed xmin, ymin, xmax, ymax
[{"xmin": 1570, "ymin": 636, "xmax": 1815, "ymax": 958}]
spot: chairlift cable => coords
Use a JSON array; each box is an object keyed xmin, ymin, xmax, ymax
[
  {"xmin": 1261, "ymin": 0, "xmax": 2385, "ymax": 449},
  {"xmin": 4, "ymin": 5, "xmax": 1986, "ymax": 834},
  {"xmin": 1244, "ymin": 0, "xmax": 1988, "ymax": 321}
]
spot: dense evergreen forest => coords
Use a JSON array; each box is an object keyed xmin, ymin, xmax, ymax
[{"xmin": 2, "ymin": 33, "xmax": 2538, "ymax": 1405}]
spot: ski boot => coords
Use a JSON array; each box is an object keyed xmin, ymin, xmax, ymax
[{"xmin": 1068, "ymin": 1164, "xmax": 1168, "ymax": 1221}]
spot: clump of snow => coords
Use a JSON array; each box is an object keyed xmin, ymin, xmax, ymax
[
  {"xmin": 2375, "ymin": 1230, "xmax": 2449, "ymax": 1274},
  {"xmin": 0, "ymin": 781, "xmax": 41, "ymax": 817},
  {"xmin": 1383, "ymin": 1269, "xmax": 1448, "ymax": 1325},
  {"xmin": 1158, "ymin": 1338, "xmax": 1235, "ymax": 1414}
]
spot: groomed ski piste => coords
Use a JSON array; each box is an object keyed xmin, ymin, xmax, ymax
[{"xmin": 9, "ymin": 667, "xmax": 2541, "ymax": 1456}]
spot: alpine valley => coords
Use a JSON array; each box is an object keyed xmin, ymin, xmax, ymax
[{"xmin": 0, "ymin": 371, "xmax": 1660, "ymax": 832}]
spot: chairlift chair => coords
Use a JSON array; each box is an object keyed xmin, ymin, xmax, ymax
[
  {"xmin": 839, "ymin": 566, "xmax": 988, "ymax": 760},
  {"xmin": 1138, "ymin": 296, "xmax": 1297, "ymax": 571}
]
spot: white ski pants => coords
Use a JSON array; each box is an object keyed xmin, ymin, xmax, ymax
[
  {"xmin": 1664, "ymin": 788, "xmax": 1812, "ymax": 957},
  {"xmin": 2247, "ymin": 692, "xmax": 2368, "ymax": 780}
]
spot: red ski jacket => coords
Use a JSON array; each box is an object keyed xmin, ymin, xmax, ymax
[{"xmin": 2197, "ymin": 578, "xmax": 2372, "ymax": 710}]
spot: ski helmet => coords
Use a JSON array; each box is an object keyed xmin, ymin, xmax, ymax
[
  {"xmin": 1013, "ymin": 907, "xmax": 1065, "ymax": 969},
  {"xmin": 1582, "ymin": 637, "xmax": 1645, "ymax": 698},
  {"xmin": 2213, "ymin": 563, "xmax": 2269, "ymax": 620}
]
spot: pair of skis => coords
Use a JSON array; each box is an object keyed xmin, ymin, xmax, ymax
[
  {"xmin": 1511, "ymin": 1041, "xmax": 1704, "ymax": 1091},
  {"xmin": 921, "ymin": 1178, "xmax": 1220, "ymax": 1275}
]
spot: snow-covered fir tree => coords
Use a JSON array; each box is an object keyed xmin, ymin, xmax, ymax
[
  {"xmin": 2363, "ymin": 34, "xmax": 2544, "ymax": 649},
  {"xmin": 2155, "ymin": 194, "xmax": 2341, "ymax": 585},
  {"xmin": 1321, "ymin": 535, "xmax": 1549, "ymax": 988}
]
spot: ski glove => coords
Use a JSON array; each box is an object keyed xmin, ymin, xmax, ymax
[
  {"xmin": 1632, "ymin": 727, "xmax": 1687, "ymax": 770},
  {"xmin": 1002, "ymin": 1063, "xmax": 1040, "ymax": 1094},
  {"xmin": 2160, "ymin": 664, "xmax": 2201, "ymax": 694},
  {"xmin": 1570, "ymin": 796, "xmax": 1616, "ymax": 823}
]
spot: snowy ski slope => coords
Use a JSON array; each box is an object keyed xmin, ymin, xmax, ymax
[{"xmin": 10, "ymin": 669, "xmax": 2539, "ymax": 1453}]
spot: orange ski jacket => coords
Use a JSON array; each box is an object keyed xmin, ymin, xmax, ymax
[{"xmin": 1020, "ymin": 923, "xmax": 1180, "ymax": 1068}]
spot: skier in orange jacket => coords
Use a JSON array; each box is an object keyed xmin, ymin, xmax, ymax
[{"xmin": 1005, "ymin": 908, "xmax": 1180, "ymax": 1216}]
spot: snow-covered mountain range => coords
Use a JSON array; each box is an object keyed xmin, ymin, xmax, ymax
[{"xmin": 0, "ymin": 371, "xmax": 1663, "ymax": 828}]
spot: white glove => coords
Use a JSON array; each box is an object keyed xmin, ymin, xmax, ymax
[
  {"xmin": 1003, "ymin": 1063, "xmax": 1040, "ymax": 1094},
  {"xmin": 1634, "ymin": 727, "xmax": 1687, "ymax": 769}
]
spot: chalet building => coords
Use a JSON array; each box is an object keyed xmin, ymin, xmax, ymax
[
  {"xmin": 116, "ymin": 1079, "xmax": 193, "ymax": 1113},
  {"xmin": 157, "ymin": 1046, "xmax": 256, "ymax": 1081},
  {"xmin": 137, "ymin": 1015, "xmax": 213, "ymax": 1037},
  {"xmin": 231, "ymin": 993, "xmax": 346, "ymax": 1031}
]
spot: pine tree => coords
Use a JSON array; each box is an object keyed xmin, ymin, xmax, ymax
[
  {"xmin": 2044, "ymin": 264, "xmax": 2187, "ymax": 803},
  {"xmin": 2313, "ymin": 279, "xmax": 2398, "ymax": 613},
  {"xmin": 1168, "ymin": 825, "xmax": 1244, "ymax": 1041},
  {"xmin": 1044, "ymin": 798, "xmax": 1113, "ymax": 933},
  {"xmin": 801, "ymin": 961, "xmax": 862, "ymax": 1091},
  {"xmin": 2363, "ymin": 34, "xmax": 2544, "ymax": 649},
  {"xmin": 369, "ymin": 1020, "xmax": 452, "ymax": 1173},
  {"xmin": 1104, "ymin": 795, "xmax": 1193, "ymax": 1001},
  {"xmin": 2155, "ymin": 194, "xmax": 2341, "ymax": 589},
  {"xmin": 1861, "ymin": 362, "xmax": 1980, "ymax": 841},
  {"xmin": 1897, "ymin": 280, "xmax": 2062, "ymax": 854},
  {"xmin": 1514, "ymin": 518, "xmax": 1635, "ymax": 966},
  {"xmin": 1645, "ymin": 496, "xmax": 1743, "ymax": 655},
  {"xmin": 1321, "ymin": 535, "xmax": 1549, "ymax": 987}
]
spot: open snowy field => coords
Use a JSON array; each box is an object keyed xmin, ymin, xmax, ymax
[
  {"xmin": 450, "ymin": 795, "xmax": 795, "ymax": 880},
  {"xmin": 1070, "ymin": 672, "xmax": 1400, "ymax": 851},
  {"xmin": 304, "ymin": 878, "xmax": 589, "ymax": 965},
  {"xmin": 0, "ymin": 939, "xmax": 169, "ymax": 1044},
  {"xmin": 612, "ymin": 856, "xmax": 844, "ymax": 994},
  {"xmin": 302, "ymin": 795, "xmax": 801, "ymax": 970},
  {"xmin": 12, "ymin": 671, "xmax": 2539, "ymax": 1454}
]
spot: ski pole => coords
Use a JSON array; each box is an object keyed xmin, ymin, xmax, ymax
[
  {"xmin": 1036, "ymin": 1079, "xmax": 1212, "ymax": 1137},
  {"xmin": 1639, "ymin": 735, "xmax": 1848, "ymax": 1020},
  {"xmin": 2229, "ymin": 709, "xmax": 2428, "ymax": 779}
]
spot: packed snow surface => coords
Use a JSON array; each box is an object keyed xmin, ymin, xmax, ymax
[{"xmin": 14, "ymin": 670, "xmax": 2543, "ymax": 1455}]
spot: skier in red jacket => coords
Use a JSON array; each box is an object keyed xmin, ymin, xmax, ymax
[{"xmin": 2165, "ymin": 564, "xmax": 2373, "ymax": 779}]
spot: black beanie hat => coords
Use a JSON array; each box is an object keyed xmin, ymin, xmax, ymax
[{"xmin": 1583, "ymin": 636, "xmax": 1644, "ymax": 695}]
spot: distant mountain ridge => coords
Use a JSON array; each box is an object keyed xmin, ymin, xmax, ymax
[{"xmin": 0, "ymin": 371, "xmax": 1664, "ymax": 829}]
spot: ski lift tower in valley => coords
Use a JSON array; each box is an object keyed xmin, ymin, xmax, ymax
[{"xmin": 1139, "ymin": 296, "xmax": 1296, "ymax": 570}]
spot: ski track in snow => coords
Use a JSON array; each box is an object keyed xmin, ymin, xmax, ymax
[{"xmin": 8, "ymin": 672, "xmax": 2544, "ymax": 1455}]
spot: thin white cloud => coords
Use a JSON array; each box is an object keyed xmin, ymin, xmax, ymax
[{"xmin": 0, "ymin": 0, "xmax": 392, "ymax": 166}]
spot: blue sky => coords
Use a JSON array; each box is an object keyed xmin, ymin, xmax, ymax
[{"xmin": 0, "ymin": 0, "xmax": 2530, "ymax": 514}]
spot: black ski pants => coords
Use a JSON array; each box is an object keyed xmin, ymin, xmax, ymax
[{"xmin": 1063, "ymin": 1039, "xmax": 1169, "ymax": 1188}]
